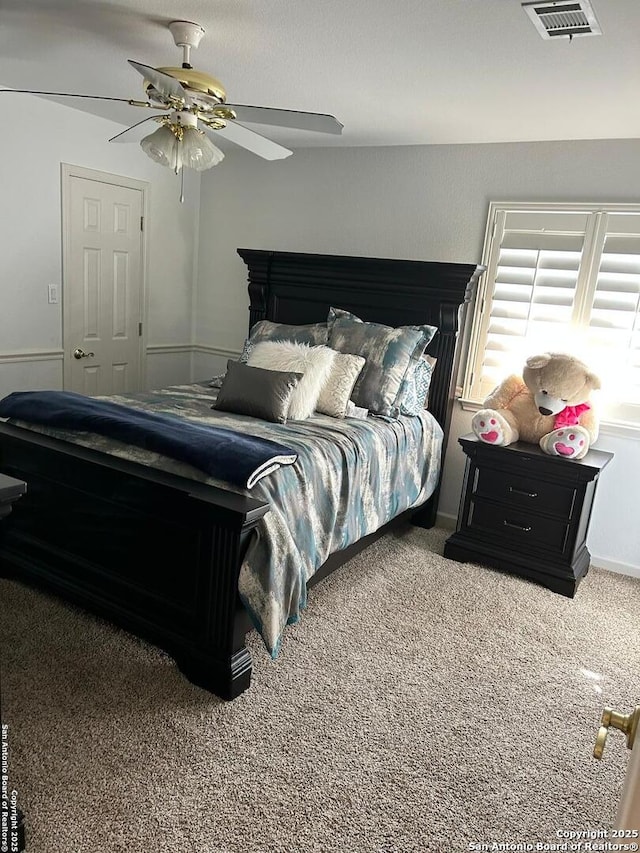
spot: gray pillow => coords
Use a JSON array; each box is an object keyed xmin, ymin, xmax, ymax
[
  {"xmin": 327, "ymin": 308, "xmax": 438, "ymax": 417},
  {"xmin": 213, "ymin": 360, "xmax": 302, "ymax": 424}
]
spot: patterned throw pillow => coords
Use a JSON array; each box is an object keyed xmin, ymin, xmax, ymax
[
  {"xmin": 316, "ymin": 352, "xmax": 366, "ymax": 418},
  {"xmin": 247, "ymin": 319, "xmax": 328, "ymax": 347},
  {"xmin": 238, "ymin": 339, "xmax": 253, "ymax": 364},
  {"xmin": 398, "ymin": 355, "xmax": 437, "ymax": 416},
  {"xmin": 327, "ymin": 308, "xmax": 437, "ymax": 418},
  {"xmin": 238, "ymin": 320, "xmax": 329, "ymax": 367}
]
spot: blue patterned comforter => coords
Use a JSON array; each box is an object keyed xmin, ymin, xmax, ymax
[{"xmin": 10, "ymin": 384, "xmax": 443, "ymax": 656}]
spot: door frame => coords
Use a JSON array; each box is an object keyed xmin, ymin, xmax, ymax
[{"xmin": 61, "ymin": 163, "xmax": 149, "ymax": 391}]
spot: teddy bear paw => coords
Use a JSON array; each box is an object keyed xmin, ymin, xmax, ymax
[
  {"xmin": 539, "ymin": 426, "xmax": 590, "ymax": 460},
  {"xmin": 472, "ymin": 410, "xmax": 512, "ymax": 446}
]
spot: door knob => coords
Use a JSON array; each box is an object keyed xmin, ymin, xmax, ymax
[
  {"xmin": 594, "ymin": 705, "xmax": 640, "ymax": 759},
  {"xmin": 73, "ymin": 348, "xmax": 95, "ymax": 360}
]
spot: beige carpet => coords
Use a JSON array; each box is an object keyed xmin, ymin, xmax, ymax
[{"xmin": 1, "ymin": 526, "xmax": 639, "ymax": 853}]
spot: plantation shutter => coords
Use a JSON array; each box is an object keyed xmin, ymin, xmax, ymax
[
  {"xmin": 469, "ymin": 209, "xmax": 590, "ymax": 401},
  {"xmin": 587, "ymin": 212, "xmax": 640, "ymax": 411}
]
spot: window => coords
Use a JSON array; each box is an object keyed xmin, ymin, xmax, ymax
[{"xmin": 463, "ymin": 202, "xmax": 640, "ymax": 426}]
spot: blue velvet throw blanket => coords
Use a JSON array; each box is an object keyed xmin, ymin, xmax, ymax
[{"xmin": 0, "ymin": 390, "xmax": 297, "ymax": 489}]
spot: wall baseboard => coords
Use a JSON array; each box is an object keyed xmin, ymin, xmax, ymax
[
  {"xmin": 589, "ymin": 556, "xmax": 640, "ymax": 580},
  {"xmin": 436, "ymin": 511, "xmax": 457, "ymax": 531}
]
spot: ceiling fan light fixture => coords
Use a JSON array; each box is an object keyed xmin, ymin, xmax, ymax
[
  {"xmin": 140, "ymin": 120, "xmax": 224, "ymax": 173},
  {"xmin": 15, "ymin": 16, "xmax": 341, "ymax": 190}
]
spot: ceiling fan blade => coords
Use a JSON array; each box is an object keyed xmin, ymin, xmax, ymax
[
  {"xmin": 109, "ymin": 115, "xmax": 169, "ymax": 143},
  {"xmin": 224, "ymin": 104, "xmax": 343, "ymax": 135},
  {"xmin": 0, "ymin": 89, "xmax": 152, "ymax": 108},
  {"xmin": 206, "ymin": 120, "xmax": 293, "ymax": 161},
  {"xmin": 128, "ymin": 60, "xmax": 190, "ymax": 106}
]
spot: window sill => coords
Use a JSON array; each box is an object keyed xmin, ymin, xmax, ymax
[
  {"xmin": 599, "ymin": 420, "xmax": 640, "ymax": 440},
  {"xmin": 458, "ymin": 398, "xmax": 482, "ymax": 413},
  {"xmin": 456, "ymin": 398, "xmax": 640, "ymax": 440}
]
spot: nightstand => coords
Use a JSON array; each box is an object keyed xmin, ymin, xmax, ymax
[{"xmin": 444, "ymin": 435, "xmax": 613, "ymax": 597}]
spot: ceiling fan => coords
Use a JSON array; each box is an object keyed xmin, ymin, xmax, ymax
[{"xmin": 2, "ymin": 20, "xmax": 343, "ymax": 186}]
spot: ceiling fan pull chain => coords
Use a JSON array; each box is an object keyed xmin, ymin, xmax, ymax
[{"xmin": 180, "ymin": 167, "xmax": 185, "ymax": 204}]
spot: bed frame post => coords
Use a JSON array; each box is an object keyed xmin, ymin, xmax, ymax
[
  {"xmin": 172, "ymin": 519, "xmax": 257, "ymax": 700},
  {"xmin": 245, "ymin": 251, "xmax": 271, "ymax": 329},
  {"xmin": 411, "ymin": 292, "xmax": 475, "ymax": 528}
]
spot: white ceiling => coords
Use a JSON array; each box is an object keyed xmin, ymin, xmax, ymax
[{"xmin": 1, "ymin": 0, "xmax": 639, "ymax": 148}]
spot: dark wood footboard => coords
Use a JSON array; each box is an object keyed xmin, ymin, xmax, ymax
[
  {"xmin": 0, "ymin": 422, "xmax": 268, "ymax": 700},
  {"xmin": 0, "ymin": 422, "xmax": 438, "ymax": 699}
]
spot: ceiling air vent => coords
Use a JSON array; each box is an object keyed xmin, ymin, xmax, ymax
[{"xmin": 522, "ymin": 0, "xmax": 602, "ymax": 39}]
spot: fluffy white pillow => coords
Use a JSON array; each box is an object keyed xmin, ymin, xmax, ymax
[
  {"xmin": 316, "ymin": 352, "xmax": 366, "ymax": 418},
  {"xmin": 247, "ymin": 341, "xmax": 336, "ymax": 420}
]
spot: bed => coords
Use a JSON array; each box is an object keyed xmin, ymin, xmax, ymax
[{"xmin": 0, "ymin": 249, "xmax": 481, "ymax": 700}]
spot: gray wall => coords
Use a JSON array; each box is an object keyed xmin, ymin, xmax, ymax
[
  {"xmin": 0, "ymin": 93, "xmax": 200, "ymax": 396},
  {"xmin": 197, "ymin": 139, "xmax": 640, "ymax": 575}
]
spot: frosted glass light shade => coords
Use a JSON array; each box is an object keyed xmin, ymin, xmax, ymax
[
  {"xmin": 140, "ymin": 125, "xmax": 179, "ymax": 170},
  {"xmin": 140, "ymin": 124, "xmax": 224, "ymax": 172},
  {"xmin": 181, "ymin": 126, "xmax": 224, "ymax": 171}
]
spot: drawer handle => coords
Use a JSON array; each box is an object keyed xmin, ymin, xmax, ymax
[
  {"xmin": 503, "ymin": 520, "xmax": 532, "ymax": 532},
  {"xmin": 509, "ymin": 486, "xmax": 538, "ymax": 499}
]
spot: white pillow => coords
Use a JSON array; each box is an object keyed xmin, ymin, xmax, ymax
[
  {"xmin": 316, "ymin": 352, "xmax": 366, "ymax": 418},
  {"xmin": 247, "ymin": 341, "xmax": 336, "ymax": 420}
]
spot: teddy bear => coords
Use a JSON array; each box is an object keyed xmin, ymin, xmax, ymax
[{"xmin": 471, "ymin": 352, "xmax": 601, "ymax": 460}]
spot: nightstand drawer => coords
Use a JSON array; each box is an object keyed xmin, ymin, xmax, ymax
[
  {"xmin": 474, "ymin": 467, "xmax": 575, "ymax": 519},
  {"xmin": 468, "ymin": 499, "xmax": 569, "ymax": 553}
]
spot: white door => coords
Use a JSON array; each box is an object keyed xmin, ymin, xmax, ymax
[{"xmin": 62, "ymin": 165, "xmax": 146, "ymax": 396}]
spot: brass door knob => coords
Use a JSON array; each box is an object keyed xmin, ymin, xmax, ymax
[{"xmin": 594, "ymin": 705, "xmax": 640, "ymax": 759}]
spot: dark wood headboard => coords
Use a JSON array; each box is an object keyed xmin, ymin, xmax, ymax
[{"xmin": 237, "ymin": 249, "xmax": 482, "ymax": 452}]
